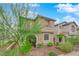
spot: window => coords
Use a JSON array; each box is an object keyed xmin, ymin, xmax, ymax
[
  {"xmin": 44, "ymin": 34, "xmax": 49, "ymax": 40},
  {"xmin": 72, "ymin": 26, "xmax": 75, "ymax": 32}
]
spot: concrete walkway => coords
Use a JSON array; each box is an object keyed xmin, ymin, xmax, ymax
[
  {"xmin": 28, "ymin": 46, "xmax": 64, "ymax": 56},
  {"xmin": 28, "ymin": 45, "xmax": 79, "ymax": 56},
  {"xmin": 65, "ymin": 51, "xmax": 79, "ymax": 56}
]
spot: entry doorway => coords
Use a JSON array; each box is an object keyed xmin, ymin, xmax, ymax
[{"xmin": 27, "ymin": 35, "xmax": 36, "ymax": 47}]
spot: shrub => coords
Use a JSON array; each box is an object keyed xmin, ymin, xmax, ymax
[
  {"xmin": 76, "ymin": 37, "xmax": 79, "ymax": 44},
  {"xmin": 66, "ymin": 36, "xmax": 79, "ymax": 45},
  {"xmin": 55, "ymin": 42, "xmax": 59, "ymax": 46},
  {"xmin": 0, "ymin": 41, "xmax": 32, "ymax": 56},
  {"xmin": 48, "ymin": 52, "xmax": 57, "ymax": 56},
  {"xmin": 20, "ymin": 41, "xmax": 32, "ymax": 54},
  {"xmin": 37, "ymin": 43, "xmax": 44, "ymax": 48},
  {"xmin": 57, "ymin": 34, "xmax": 64, "ymax": 39},
  {"xmin": 58, "ymin": 42, "xmax": 73, "ymax": 53},
  {"xmin": 47, "ymin": 42, "xmax": 53, "ymax": 47}
]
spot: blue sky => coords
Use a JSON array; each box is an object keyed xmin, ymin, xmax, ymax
[
  {"xmin": 2, "ymin": 3, "xmax": 79, "ymax": 25},
  {"xmin": 36, "ymin": 3, "xmax": 79, "ymax": 25}
]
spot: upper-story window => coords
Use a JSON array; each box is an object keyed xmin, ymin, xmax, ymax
[{"xmin": 71, "ymin": 26, "xmax": 75, "ymax": 32}]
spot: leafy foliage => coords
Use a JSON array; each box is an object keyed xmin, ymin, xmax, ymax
[
  {"xmin": 57, "ymin": 34, "xmax": 64, "ymax": 39},
  {"xmin": 1, "ymin": 48, "xmax": 20, "ymax": 56},
  {"xmin": 20, "ymin": 41, "xmax": 32, "ymax": 54},
  {"xmin": 47, "ymin": 42, "xmax": 53, "ymax": 47},
  {"xmin": 58, "ymin": 42, "xmax": 73, "ymax": 53},
  {"xmin": 0, "ymin": 4, "xmax": 41, "ymax": 55},
  {"xmin": 37, "ymin": 43, "xmax": 44, "ymax": 48},
  {"xmin": 48, "ymin": 52, "xmax": 57, "ymax": 56},
  {"xmin": 66, "ymin": 36, "xmax": 79, "ymax": 45}
]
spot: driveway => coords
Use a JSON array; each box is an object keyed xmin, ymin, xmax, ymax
[{"xmin": 64, "ymin": 51, "xmax": 79, "ymax": 56}]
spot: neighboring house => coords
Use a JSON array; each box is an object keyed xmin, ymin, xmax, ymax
[
  {"xmin": 24, "ymin": 15, "xmax": 79, "ymax": 45},
  {"xmin": 55, "ymin": 22, "xmax": 78, "ymax": 36},
  {"xmin": 77, "ymin": 27, "xmax": 79, "ymax": 35}
]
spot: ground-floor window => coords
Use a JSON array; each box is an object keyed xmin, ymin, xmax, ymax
[{"xmin": 44, "ymin": 34, "xmax": 49, "ymax": 40}]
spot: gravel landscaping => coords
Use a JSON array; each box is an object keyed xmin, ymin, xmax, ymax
[
  {"xmin": 27, "ymin": 45, "xmax": 79, "ymax": 56},
  {"xmin": 28, "ymin": 46, "xmax": 65, "ymax": 56}
]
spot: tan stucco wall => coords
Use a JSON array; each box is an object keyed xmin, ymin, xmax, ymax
[
  {"xmin": 48, "ymin": 21, "xmax": 55, "ymax": 27},
  {"xmin": 77, "ymin": 30, "xmax": 79, "ymax": 35},
  {"xmin": 62, "ymin": 25, "xmax": 70, "ymax": 36},
  {"xmin": 68, "ymin": 23, "xmax": 77, "ymax": 35},
  {"xmin": 35, "ymin": 17, "xmax": 56, "ymax": 45},
  {"xmin": 36, "ymin": 33, "xmax": 44, "ymax": 44},
  {"xmin": 37, "ymin": 17, "xmax": 55, "ymax": 27},
  {"xmin": 37, "ymin": 17, "xmax": 48, "ymax": 27},
  {"xmin": 36, "ymin": 33, "xmax": 54, "ymax": 45}
]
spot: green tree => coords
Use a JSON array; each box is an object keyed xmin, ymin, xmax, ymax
[{"xmin": 0, "ymin": 4, "xmax": 41, "ymax": 55}]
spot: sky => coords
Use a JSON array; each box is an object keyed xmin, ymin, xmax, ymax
[
  {"xmin": 2, "ymin": 3, "xmax": 79, "ymax": 25},
  {"xmin": 36, "ymin": 3, "xmax": 79, "ymax": 25}
]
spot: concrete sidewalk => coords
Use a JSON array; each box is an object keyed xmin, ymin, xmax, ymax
[{"xmin": 64, "ymin": 51, "xmax": 79, "ymax": 56}]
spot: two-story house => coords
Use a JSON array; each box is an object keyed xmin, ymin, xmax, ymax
[
  {"xmin": 36, "ymin": 16, "xmax": 56, "ymax": 45},
  {"xmin": 36, "ymin": 16, "xmax": 78, "ymax": 44},
  {"xmin": 23, "ymin": 14, "xmax": 79, "ymax": 45}
]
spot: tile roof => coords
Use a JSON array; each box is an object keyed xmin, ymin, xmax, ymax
[
  {"xmin": 55, "ymin": 21, "xmax": 78, "ymax": 27},
  {"xmin": 38, "ymin": 15, "xmax": 56, "ymax": 21}
]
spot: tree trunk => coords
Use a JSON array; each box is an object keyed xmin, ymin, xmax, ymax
[{"xmin": 6, "ymin": 42, "xmax": 16, "ymax": 50}]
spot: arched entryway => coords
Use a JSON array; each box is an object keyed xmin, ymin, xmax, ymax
[
  {"xmin": 59, "ymin": 37, "xmax": 62, "ymax": 42},
  {"xmin": 27, "ymin": 35, "xmax": 36, "ymax": 47},
  {"xmin": 57, "ymin": 34, "xmax": 64, "ymax": 42}
]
